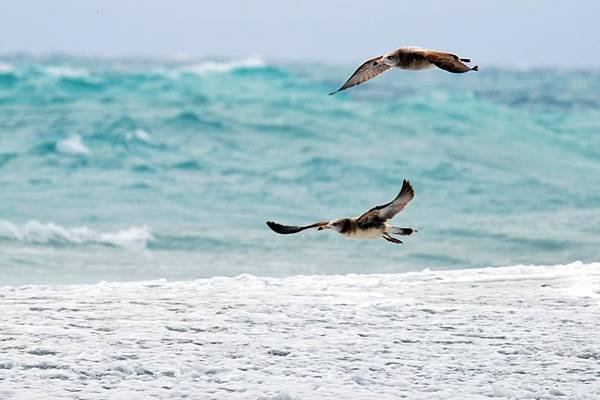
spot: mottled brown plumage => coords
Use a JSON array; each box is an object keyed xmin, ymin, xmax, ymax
[
  {"xmin": 330, "ymin": 47, "xmax": 478, "ymax": 94},
  {"xmin": 266, "ymin": 180, "xmax": 416, "ymax": 245},
  {"xmin": 356, "ymin": 179, "xmax": 414, "ymax": 224},
  {"xmin": 329, "ymin": 55, "xmax": 392, "ymax": 95}
]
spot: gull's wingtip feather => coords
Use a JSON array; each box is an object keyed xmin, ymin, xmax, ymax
[
  {"xmin": 266, "ymin": 220, "xmax": 301, "ymax": 235},
  {"xmin": 400, "ymin": 179, "xmax": 415, "ymax": 199},
  {"xmin": 266, "ymin": 220, "xmax": 283, "ymax": 234}
]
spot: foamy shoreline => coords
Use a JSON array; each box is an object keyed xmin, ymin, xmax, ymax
[{"xmin": 1, "ymin": 262, "xmax": 598, "ymax": 399}]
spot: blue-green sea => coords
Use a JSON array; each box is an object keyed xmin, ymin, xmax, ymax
[{"xmin": 1, "ymin": 55, "xmax": 599, "ymax": 285}]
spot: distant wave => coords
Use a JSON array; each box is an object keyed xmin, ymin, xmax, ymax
[
  {"xmin": 125, "ymin": 129, "xmax": 153, "ymax": 143},
  {"xmin": 179, "ymin": 56, "xmax": 266, "ymax": 75},
  {"xmin": 0, "ymin": 62, "xmax": 15, "ymax": 75},
  {"xmin": 56, "ymin": 135, "xmax": 90, "ymax": 156},
  {"xmin": 44, "ymin": 66, "xmax": 90, "ymax": 79},
  {"xmin": 0, "ymin": 56, "xmax": 272, "ymax": 84},
  {"xmin": 0, "ymin": 220, "xmax": 152, "ymax": 249}
]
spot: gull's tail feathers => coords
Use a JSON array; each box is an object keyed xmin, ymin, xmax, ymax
[{"xmin": 389, "ymin": 227, "xmax": 417, "ymax": 236}]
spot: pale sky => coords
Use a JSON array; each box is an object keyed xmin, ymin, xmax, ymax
[{"xmin": 1, "ymin": 0, "xmax": 599, "ymax": 66}]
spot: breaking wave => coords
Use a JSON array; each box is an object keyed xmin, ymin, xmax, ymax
[
  {"xmin": 125, "ymin": 129, "xmax": 153, "ymax": 143},
  {"xmin": 178, "ymin": 56, "xmax": 267, "ymax": 75},
  {"xmin": 0, "ymin": 220, "xmax": 152, "ymax": 249},
  {"xmin": 44, "ymin": 66, "xmax": 90, "ymax": 79},
  {"xmin": 0, "ymin": 62, "xmax": 15, "ymax": 75},
  {"xmin": 55, "ymin": 135, "xmax": 91, "ymax": 156}
]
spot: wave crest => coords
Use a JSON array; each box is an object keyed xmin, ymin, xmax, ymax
[
  {"xmin": 125, "ymin": 129, "xmax": 153, "ymax": 143},
  {"xmin": 44, "ymin": 66, "xmax": 90, "ymax": 79},
  {"xmin": 0, "ymin": 62, "xmax": 15, "ymax": 75},
  {"xmin": 0, "ymin": 220, "xmax": 152, "ymax": 249},
  {"xmin": 56, "ymin": 135, "xmax": 90, "ymax": 156},
  {"xmin": 179, "ymin": 56, "xmax": 266, "ymax": 75}
]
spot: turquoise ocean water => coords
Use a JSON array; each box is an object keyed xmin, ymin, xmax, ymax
[{"xmin": 0, "ymin": 55, "xmax": 599, "ymax": 285}]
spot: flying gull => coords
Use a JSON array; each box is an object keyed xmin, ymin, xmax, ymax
[
  {"xmin": 330, "ymin": 47, "xmax": 478, "ymax": 94},
  {"xmin": 266, "ymin": 180, "xmax": 416, "ymax": 244}
]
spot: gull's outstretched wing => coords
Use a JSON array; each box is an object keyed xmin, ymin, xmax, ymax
[
  {"xmin": 329, "ymin": 55, "xmax": 391, "ymax": 94},
  {"xmin": 266, "ymin": 220, "xmax": 328, "ymax": 235},
  {"xmin": 356, "ymin": 180, "xmax": 415, "ymax": 224},
  {"xmin": 419, "ymin": 49, "xmax": 478, "ymax": 73}
]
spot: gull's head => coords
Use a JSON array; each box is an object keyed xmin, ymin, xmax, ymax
[
  {"xmin": 318, "ymin": 218, "xmax": 347, "ymax": 233},
  {"xmin": 381, "ymin": 53, "xmax": 396, "ymax": 66}
]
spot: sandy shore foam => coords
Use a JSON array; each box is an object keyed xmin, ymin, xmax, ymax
[{"xmin": 1, "ymin": 261, "xmax": 599, "ymax": 399}]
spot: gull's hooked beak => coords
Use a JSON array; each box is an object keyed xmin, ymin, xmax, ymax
[{"xmin": 317, "ymin": 225, "xmax": 330, "ymax": 231}]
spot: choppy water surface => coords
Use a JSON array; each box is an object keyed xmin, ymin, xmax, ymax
[{"xmin": 0, "ymin": 55, "xmax": 599, "ymax": 284}]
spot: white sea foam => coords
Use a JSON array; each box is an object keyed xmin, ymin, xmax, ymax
[
  {"xmin": 0, "ymin": 220, "xmax": 152, "ymax": 249},
  {"xmin": 563, "ymin": 273, "xmax": 600, "ymax": 298},
  {"xmin": 0, "ymin": 62, "xmax": 15, "ymax": 74},
  {"xmin": 125, "ymin": 128, "xmax": 153, "ymax": 143},
  {"xmin": 56, "ymin": 135, "xmax": 90, "ymax": 155},
  {"xmin": 44, "ymin": 66, "xmax": 89, "ymax": 79},
  {"xmin": 180, "ymin": 56, "xmax": 266, "ymax": 75},
  {"xmin": 0, "ymin": 262, "xmax": 598, "ymax": 399}
]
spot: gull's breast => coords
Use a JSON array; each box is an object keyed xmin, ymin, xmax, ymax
[
  {"xmin": 399, "ymin": 58, "xmax": 434, "ymax": 70},
  {"xmin": 344, "ymin": 225, "xmax": 385, "ymax": 240},
  {"xmin": 395, "ymin": 49, "xmax": 434, "ymax": 70}
]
